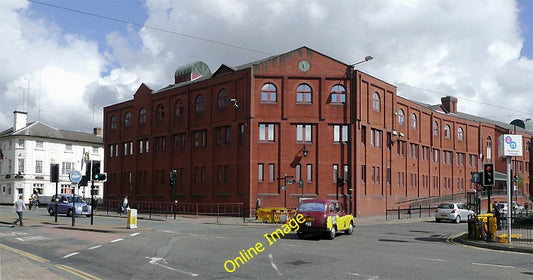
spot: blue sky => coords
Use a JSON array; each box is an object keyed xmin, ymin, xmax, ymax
[{"xmin": 1, "ymin": 0, "xmax": 532, "ymax": 132}]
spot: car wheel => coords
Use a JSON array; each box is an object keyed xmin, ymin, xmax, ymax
[
  {"xmin": 328, "ymin": 226, "xmax": 336, "ymax": 240},
  {"xmin": 86, "ymin": 214, "xmax": 92, "ymax": 217},
  {"xmin": 48, "ymin": 208, "xmax": 54, "ymax": 216},
  {"xmin": 436, "ymin": 218, "xmax": 442, "ymax": 223},
  {"xmin": 455, "ymin": 216, "xmax": 461, "ymax": 223},
  {"xmin": 345, "ymin": 222, "xmax": 354, "ymax": 235},
  {"xmin": 67, "ymin": 209, "xmax": 73, "ymax": 217},
  {"xmin": 297, "ymin": 232, "xmax": 304, "ymax": 239}
]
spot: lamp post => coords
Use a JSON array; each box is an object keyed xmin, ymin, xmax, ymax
[
  {"xmin": 348, "ymin": 55, "xmax": 374, "ymax": 215},
  {"xmin": 510, "ymin": 118, "xmax": 530, "ymax": 207}
]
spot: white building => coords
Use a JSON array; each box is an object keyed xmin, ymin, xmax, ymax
[{"xmin": 0, "ymin": 111, "xmax": 104, "ymax": 205}]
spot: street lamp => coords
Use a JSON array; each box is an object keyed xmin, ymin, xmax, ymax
[{"xmin": 303, "ymin": 144, "xmax": 308, "ymax": 157}]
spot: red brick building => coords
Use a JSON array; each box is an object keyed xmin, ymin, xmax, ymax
[{"xmin": 103, "ymin": 46, "xmax": 532, "ymax": 217}]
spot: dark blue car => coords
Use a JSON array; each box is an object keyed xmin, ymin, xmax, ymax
[{"xmin": 47, "ymin": 194, "xmax": 92, "ymax": 217}]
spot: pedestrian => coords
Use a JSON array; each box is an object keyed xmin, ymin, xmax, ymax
[
  {"xmin": 255, "ymin": 197, "xmax": 261, "ymax": 220},
  {"xmin": 122, "ymin": 196, "xmax": 129, "ymax": 214},
  {"xmin": 12, "ymin": 195, "xmax": 26, "ymax": 227}
]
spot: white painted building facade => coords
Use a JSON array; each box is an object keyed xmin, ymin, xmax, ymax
[{"xmin": 0, "ymin": 111, "xmax": 104, "ymax": 205}]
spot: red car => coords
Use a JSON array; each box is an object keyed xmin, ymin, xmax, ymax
[{"xmin": 296, "ymin": 198, "xmax": 354, "ymax": 239}]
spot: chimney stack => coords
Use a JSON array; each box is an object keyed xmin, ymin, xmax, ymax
[
  {"xmin": 13, "ymin": 111, "xmax": 28, "ymax": 132},
  {"xmin": 93, "ymin": 127, "xmax": 102, "ymax": 136},
  {"xmin": 441, "ymin": 96, "xmax": 458, "ymax": 114}
]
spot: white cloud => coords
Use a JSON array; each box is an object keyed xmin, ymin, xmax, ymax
[{"xmin": 0, "ymin": 0, "xmax": 532, "ymax": 134}]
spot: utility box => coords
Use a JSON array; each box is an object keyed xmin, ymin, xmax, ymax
[{"xmin": 127, "ymin": 209, "xmax": 137, "ymax": 229}]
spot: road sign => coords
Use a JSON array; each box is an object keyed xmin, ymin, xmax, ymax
[{"xmin": 69, "ymin": 170, "xmax": 82, "ymax": 183}]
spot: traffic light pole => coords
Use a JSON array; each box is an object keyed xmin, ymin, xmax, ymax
[
  {"xmin": 506, "ymin": 157, "xmax": 512, "ymax": 243},
  {"xmin": 91, "ymin": 180, "xmax": 95, "ymax": 225}
]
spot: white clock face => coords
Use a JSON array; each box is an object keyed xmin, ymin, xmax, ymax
[{"xmin": 298, "ymin": 60, "xmax": 310, "ymax": 72}]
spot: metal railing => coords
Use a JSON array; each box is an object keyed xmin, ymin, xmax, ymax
[{"xmin": 386, "ymin": 205, "xmax": 437, "ymax": 220}]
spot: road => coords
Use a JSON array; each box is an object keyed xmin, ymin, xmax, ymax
[{"xmin": 0, "ymin": 207, "xmax": 531, "ymax": 279}]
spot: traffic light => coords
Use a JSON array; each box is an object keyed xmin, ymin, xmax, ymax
[
  {"xmin": 483, "ymin": 163, "xmax": 494, "ymax": 187},
  {"xmin": 86, "ymin": 160, "xmax": 92, "ymax": 179},
  {"xmin": 169, "ymin": 170, "xmax": 177, "ymax": 189},
  {"xmin": 94, "ymin": 173, "xmax": 107, "ymax": 181},
  {"xmin": 92, "ymin": 161, "xmax": 101, "ymax": 180}
]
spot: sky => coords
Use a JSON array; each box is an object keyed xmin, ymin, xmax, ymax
[{"xmin": 1, "ymin": 0, "xmax": 533, "ymax": 134}]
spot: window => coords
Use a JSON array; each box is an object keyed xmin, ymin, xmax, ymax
[
  {"xmin": 17, "ymin": 159, "xmax": 24, "ymax": 173},
  {"xmin": 195, "ymin": 95, "xmax": 205, "ymax": 112},
  {"xmin": 269, "ymin": 164, "xmax": 275, "ymax": 182},
  {"xmin": 433, "ymin": 148, "xmax": 439, "ymax": 163},
  {"xmin": 332, "ymin": 164, "xmax": 339, "ymax": 182},
  {"xmin": 444, "ymin": 124, "xmax": 451, "ymax": 139},
  {"xmin": 156, "ymin": 104, "xmax": 165, "ymax": 121},
  {"xmin": 433, "ymin": 121, "xmax": 439, "ymax": 136},
  {"xmin": 217, "ymin": 89, "xmax": 229, "ymax": 108},
  {"xmin": 411, "ymin": 113, "xmax": 417, "ymax": 129},
  {"xmin": 372, "ymin": 92, "xmax": 381, "ymax": 112},
  {"xmin": 194, "ymin": 130, "xmax": 207, "ymax": 148},
  {"xmin": 306, "ymin": 164, "xmax": 312, "ymax": 182},
  {"xmin": 258, "ymin": 164, "xmax": 264, "ymax": 182},
  {"xmin": 259, "ymin": 124, "xmax": 275, "ymax": 142},
  {"xmin": 175, "ymin": 100, "xmax": 183, "ymax": 118},
  {"xmin": 261, "ymin": 83, "xmax": 277, "ymax": 102},
  {"xmin": 330, "ymin": 84, "xmax": 346, "ymax": 104},
  {"xmin": 238, "ymin": 124, "xmax": 245, "ymax": 143},
  {"xmin": 110, "ymin": 115, "xmax": 117, "ymax": 130},
  {"xmin": 61, "ymin": 162, "xmax": 74, "ymax": 174},
  {"xmin": 295, "ymin": 164, "xmax": 301, "ymax": 182},
  {"xmin": 139, "ymin": 140, "xmax": 143, "ymax": 154},
  {"xmin": 225, "ymin": 126, "xmax": 231, "ymax": 144},
  {"xmin": 410, "ymin": 143, "xmax": 418, "ymax": 159},
  {"xmin": 124, "ymin": 112, "xmax": 132, "ymax": 127},
  {"xmin": 65, "ymin": 144, "xmax": 72, "ymax": 152},
  {"xmin": 457, "ymin": 127, "xmax": 464, "ymax": 141},
  {"xmin": 398, "ymin": 109, "xmax": 405, "ymax": 125},
  {"xmin": 139, "ymin": 108, "xmax": 146, "ymax": 124},
  {"xmin": 215, "ymin": 127, "xmax": 222, "ymax": 145},
  {"xmin": 333, "ymin": 125, "xmax": 348, "ymax": 142},
  {"xmin": 17, "ymin": 139, "xmax": 25, "ymax": 148},
  {"xmin": 361, "ymin": 165, "xmax": 366, "ymax": 184},
  {"xmin": 370, "ymin": 129, "xmax": 381, "ymax": 148},
  {"xmin": 296, "ymin": 84, "xmax": 312, "ymax": 104},
  {"xmin": 296, "ymin": 125, "xmax": 312, "ymax": 142},
  {"xmin": 36, "ymin": 140, "xmax": 43, "ymax": 149},
  {"xmin": 35, "ymin": 160, "xmax": 42, "ymax": 174}
]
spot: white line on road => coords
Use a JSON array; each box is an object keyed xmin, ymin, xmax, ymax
[
  {"xmin": 62, "ymin": 252, "xmax": 80, "ymax": 259},
  {"xmin": 472, "ymin": 262, "xmax": 515, "ymax": 269},
  {"xmin": 269, "ymin": 254, "xmax": 283, "ymax": 276},
  {"xmin": 408, "ymin": 256, "xmax": 446, "ymax": 262},
  {"xmin": 88, "ymin": 245, "xmax": 102, "ymax": 250},
  {"xmin": 130, "ymin": 232, "xmax": 140, "ymax": 237},
  {"xmin": 147, "ymin": 257, "xmax": 199, "ymax": 277},
  {"xmin": 110, "ymin": 238, "xmax": 123, "ymax": 243}
]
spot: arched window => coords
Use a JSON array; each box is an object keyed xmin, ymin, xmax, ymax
[
  {"xmin": 110, "ymin": 115, "xmax": 117, "ymax": 130},
  {"xmin": 330, "ymin": 84, "xmax": 346, "ymax": 104},
  {"xmin": 411, "ymin": 113, "xmax": 417, "ymax": 129},
  {"xmin": 261, "ymin": 83, "xmax": 277, "ymax": 102},
  {"xmin": 398, "ymin": 109, "xmax": 405, "ymax": 125},
  {"xmin": 156, "ymin": 104, "xmax": 164, "ymax": 121},
  {"xmin": 195, "ymin": 95, "xmax": 205, "ymax": 112},
  {"xmin": 372, "ymin": 92, "xmax": 381, "ymax": 112},
  {"xmin": 175, "ymin": 100, "xmax": 183, "ymax": 118},
  {"xmin": 433, "ymin": 121, "xmax": 439, "ymax": 136},
  {"xmin": 444, "ymin": 124, "xmax": 451, "ymax": 138},
  {"xmin": 457, "ymin": 127, "xmax": 464, "ymax": 141},
  {"xmin": 139, "ymin": 108, "xmax": 146, "ymax": 125},
  {"xmin": 217, "ymin": 89, "xmax": 229, "ymax": 108},
  {"xmin": 296, "ymin": 84, "xmax": 312, "ymax": 104},
  {"xmin": 124, "ymin": 112, "xmax": 132, "ymax": 127}
]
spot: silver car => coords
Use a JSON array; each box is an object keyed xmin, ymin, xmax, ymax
[{"xmin": 435, "ymin": 203, "xmax": 474, "ymax": 223}]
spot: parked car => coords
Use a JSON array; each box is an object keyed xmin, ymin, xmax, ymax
[
  {"xmin": 497, "ymin": 202, "xmax": 524, "ymax": 217},
  {"xmin": 295, "ymin": 198, "xmax": 354, "ymax": 239},
  {"xmin": 435, "ymin": 203, "xmax": 474, "ymax": 223},
  {"xmin": 47, "ymin": 194, "xmax": 92, "ymax": 217}
]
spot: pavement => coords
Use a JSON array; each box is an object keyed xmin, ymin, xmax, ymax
[{"xmin": 0, "ymin": 212, "xmax": 531, "ymax": 279}]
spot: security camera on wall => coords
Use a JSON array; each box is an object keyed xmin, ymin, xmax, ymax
[
  {"xmin": 392, "ymin": 130, "xmax": 398, "ymax": 136},
  {"xmin": 399, "ymin": 132, "xmax": 405, "ymax": 137}
]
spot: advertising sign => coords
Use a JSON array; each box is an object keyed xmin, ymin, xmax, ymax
[{"xmin": 498, "ymin": 134, "xmax": 523, "ymax": 157}]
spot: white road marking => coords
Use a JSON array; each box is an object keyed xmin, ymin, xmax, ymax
[
  {"xmin": 88, "ymin": 245, "xmax": 102, "ymax": 250},
  {"xmin": 269, "ymin": 254, "xmax": 283, "ymax": 276},
  {"xmin": 147, "ymin": 257, "xmax": 199, "ymax": 277},
  {"xmin": 472, "ymin": 262, "xmax": 515, "ymax": 269},
  {"xmin": 347, "ymin": 272, "xmax": 381, "ymax": 279},
  {"xmin": 62, "ymin": 252, "xmax": 80, "ymax": 259},
  {"xmin": 110, "ymin": 238, "xmax": 123, "ymax": 243},
  {"xmin": 130, "ymin": 232, "xmax": 140, "ymax": 237},
  {"xmin": 408, "ymin": 256, "xmax": 445, "ymax": 262},
  {"xmin": 15, "ymin": 236, "xmax": 50, "ymax": 242}
]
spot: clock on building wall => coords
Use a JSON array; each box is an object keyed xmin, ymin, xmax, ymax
[{"xmin": 298, "ymin": 60, "xmax": 310, "ymax": 72}]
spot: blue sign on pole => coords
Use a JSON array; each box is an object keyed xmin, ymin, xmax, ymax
[{"xmin": 69, "ymin": 170, "xmax": 82, "ymax": 183}]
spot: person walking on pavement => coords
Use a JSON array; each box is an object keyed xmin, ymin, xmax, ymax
[
  {"xmin": 12, "ymin": 195, "xmax": 26, "ymax": 227},
  {"xmin": 122, "ymin": 196, "xmax": 129, "ymax": 215}
]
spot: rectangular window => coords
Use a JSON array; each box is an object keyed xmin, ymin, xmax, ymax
[
  {"xmin": 130, "ymin": 141, "xmax": 134, "ymax": 155},
  {"xmin": 224, "ymin": 165, "xmax": 229, "ymax": 184},
  {"xmin": 239, "ymin": 123, "xmax": 245, "ymax": 143},
  {"xmin": 259, "ymin": 124, "xmax": 275, "ymax": 142},
  {"xmin": 297, "ymin": 124, "xmax": 312, "ymax": 142},
  {"xmin": 35, "ymin": 160, "xmax": 42, "ymax": 174},
  {"xmin": 333, "ymin": 164, "xmax": 339, "ymax": 182},
  {"xmin": 371, "ymin": 129, "xmax": 381, "ymax": 148},
  {"xmin": 343, "ymin": 164, "xmax": 349, "ymax": 182},
  {"xmin": 145, "ymin": 140, "xmax": 149, "ymax": 154},
  {"xmin": 296, "ymin": 164, "xmax": 301, "ymax": 182},
  {"xmin": 17, "ymin": 159, "xmax": 24, "ymax": 173},
  {"xmin": 110, "ymin": 144, "xmax": 114, "ymax": 157},
  {"xmin": 258, "ymin": 164, "xmax": 264, "ymax": 182},
  {"xmin": 215, "ymin": 127, "xmax": 222, "ymax": 145},
  {"xmin": 306, "ymin": 164, "xmax": 312, "ymax": 182},
  {"xmin": 361, "ymin": 126, "xmax": 366, "ymax": 145},
  {"xmin": 333, "ymin": 125, "xmax": 349, "ymax": 142},
  {"xmin": 36, "ymin": 140, "xmax": 43, "ymax": 149},
  {"xmin": 139, "ymin": 140, "xmax": 144, "ymax": 154},
  {"xmin": 269, "ymin": 164, "xmax": 275, "ymax": 182},
  {"xmin": 361, "ymin": 165, "xmax": 366, "ymax": 184},
  {"xmin": 225, "ymin": 126, "xmax": 231, "ymax": 144},
  {"xmin": 61, "ymin": 162, "xmax": 74, "ymax": 174},
  {"xmin": 124, "ymin": 142, "xmax": 128, "ymax": 155},
  {"xmin": 65, "ymin": 143, "xmax": 72, "ymax": 151},
  {"xmin": 433, "ymin": 148, "xmax": 439, "ymax": 163}
]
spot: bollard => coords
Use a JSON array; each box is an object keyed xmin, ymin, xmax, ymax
[{"xmin": 127, "ymin": 208, "xmax": 138, "ymax": 229}]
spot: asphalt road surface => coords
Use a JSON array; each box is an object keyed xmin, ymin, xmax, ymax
[{"xmin": 0, "ymin": 207, "xmax": 531, "ymax": 279}]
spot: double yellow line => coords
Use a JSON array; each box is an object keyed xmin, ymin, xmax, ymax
[{"xmin": 0, "ymin": 243, "xmax": 101, "ymax": 280}]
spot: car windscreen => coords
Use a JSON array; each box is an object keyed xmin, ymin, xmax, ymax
[
  {"xmin": 66, "ymin": 196, "xmax": 85, "ymax": 203},
  {"xmin": 298, "ymin": 202, "xmax": 326, "ymax": 212},
  {"xmin": 438, "ymin": 204, "xmax": 454, "ymax": 209}
]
